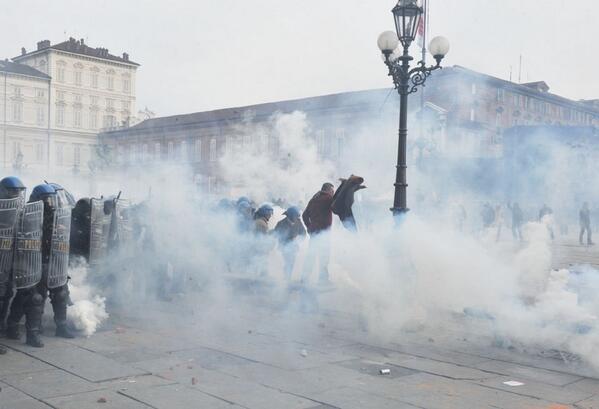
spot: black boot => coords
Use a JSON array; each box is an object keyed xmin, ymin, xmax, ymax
[
  {"xmin": 55, "ymin": 325, "xmax": 75, "ymax": 339},
  {"xmin": 6, "ymin": 324, "xmax": 20, "ymax": 340},
  {"xmin": 26, "ymin": 331, "xmax": 44, "ymax": 348}
]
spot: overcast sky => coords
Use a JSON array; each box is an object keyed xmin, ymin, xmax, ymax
[{"xmin": 1, "ymin": 0, "xmax": 596, "ymax": 116}]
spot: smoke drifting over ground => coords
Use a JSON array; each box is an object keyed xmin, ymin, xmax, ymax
[{"xmin": 12, "ymin": 107, "xmax": 599, "ymax": 369}]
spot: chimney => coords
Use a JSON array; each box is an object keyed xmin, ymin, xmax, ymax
[
  {"xmin": 21, "ymin": 47, "xmax": 26, "ymax": 55},
  {"xmin": 80, "ymin": 38, "xmax": 85, "ymax": 46},
  {"xmin": 122, "ymin": 52, "xmax": 129, "ymax": 61},
  {"xmin": 37, "ymin": 40, "xmax": 50, "ymax": 50}
]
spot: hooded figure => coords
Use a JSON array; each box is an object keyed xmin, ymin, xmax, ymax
[
  {"xmin": 274, "ymin": 206, "xmax": 306, "ymax": 280},
  {"xmin": 331, "ymin": 175, "xmax": 366, "ymax": 231}
]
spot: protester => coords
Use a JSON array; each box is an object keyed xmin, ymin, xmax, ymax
[
  {"xmin": 481, "ymin": 202, "xmax": 494, "ymax": 230},
  {"xmin": 274, "ymin": 206, "xmax": 306, "ymax": 280},
  {"xmin": 579, "ymin": 202, "xmax": 594, "ymax": 245},
  {"xmin": 301, "ymin": 183, "xmax": 334, "ymax": 285},
  {"xmin": 494, "ymin": 204, "xmax": 504, "ymax": 241},
  {"xmin": 539, "ymin": 203, "xmax": 555, "ymax": 240},
  {"xmin": 508, "ymin": 202, "xmax": 524, "ymax": 241},
  {"xmin": 251, "ymin": 204, "xmax": 275, "ymax": 277},
  {"xmin": 331, "ymin": 175, "xmax": 366, "ymax": 231}
]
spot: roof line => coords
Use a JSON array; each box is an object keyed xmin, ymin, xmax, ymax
[{"xmin": 13, "ymin": 47, "xmax": 140, "ymax": 67}]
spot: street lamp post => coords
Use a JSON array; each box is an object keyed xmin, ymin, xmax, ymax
[{"xmin": 378, "ymin": 0, "xmax": 450, "ymax": 218}]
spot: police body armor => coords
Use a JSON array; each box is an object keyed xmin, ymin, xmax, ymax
[
  {"xmin": 89, "ymin": 198, "xmax": 110, "ymax": 266},
  {"xmin": 12, "ymin": 201, "xmax": 43, "ymax": 289},
  {"xmin": 47, "ymin": 207, "xmax": 71, "ymax": 288},
  {"xmin": 0, "ymin": 197, "xmax": 21, "ymax": 291}
]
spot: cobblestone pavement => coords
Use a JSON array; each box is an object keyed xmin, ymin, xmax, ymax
[{"xmin": 1, "ymin": 243, "xmax": 598, "ymax": 409}]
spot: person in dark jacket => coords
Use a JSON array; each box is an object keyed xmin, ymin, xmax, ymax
[
  {"xmin": 579, "ymin": 202, "xmax": 594, "ymax": 245},
  {"xmin": 331, "ymin": 175, "xmax": 366, "ymax": 231},
  {"xmin": 301, "ymin": 183, "xmax": 334, "ymax": 285},
  {"xmin": 274, "ymin": 206, "xmax": 306, "ymax": 280}
]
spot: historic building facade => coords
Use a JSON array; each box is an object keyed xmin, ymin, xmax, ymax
[
  {"xmin": 2, "ymin": 37, "xmax": 139, "ymax": 172},
  {"xmin": 100, "ymin": 65, "xmax": 599, "ymax": 193},
  {"xmin": 0, "ymin": 60, "xmax": 51, "ymax": 171}
]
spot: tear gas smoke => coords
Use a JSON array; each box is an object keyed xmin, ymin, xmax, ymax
[{"xmin": 12, "ymin": 107, "xmax": 599, "ymax": 370}]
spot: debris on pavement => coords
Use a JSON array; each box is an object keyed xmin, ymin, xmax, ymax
[
  {"xmin": 300, "ymin": 349, "xmax": 308, "ymax": 357},
  {"xmin": 191, "ymin": 377, "xmax": 198, "ymax": 385},
  {"xmin": 97, "ymin": 397, "xmax": 107, "ymax": 403},
  {"xmin": 503, "ymin": 380, "xmax": 524, "ymax": 386},
  {"xmin": 379, "ymin": 368, "xmax": 391, "ymax": 375}
]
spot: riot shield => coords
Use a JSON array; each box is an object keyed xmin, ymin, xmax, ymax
[
  {"xmin": 47, "ymin": 207, "xmax": 71, "ymax": 288},
  {"xmin": 113, "ymin": 199, "xmax": 132, "ymax": 247},
  {"xmin": 12, "ymin": 201, "xmax": 43, "ymax": 289},
  {"xmin": 89, "ymin": 198, "xmax": 110, "ymax": 266},
  {"xmin": 0, "ymin": 197, "xmax": 21, "ymax": 287}
]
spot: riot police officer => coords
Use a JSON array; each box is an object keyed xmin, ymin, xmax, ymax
[
  {"xmin": 5, "ymin": 180, "xmax": 45, "ymax": 347},
  {"xmin": 30, "ymin": 184, "xmax": 75, "ymax": 339},
  {"xmin": 0, "ymin": 176, "xmax": 27, "ymax": 353}
]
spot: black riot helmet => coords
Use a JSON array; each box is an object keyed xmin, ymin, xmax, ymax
[{"xmin": 0, "ymin": 176, "xmax": 26, "ymax": 200}]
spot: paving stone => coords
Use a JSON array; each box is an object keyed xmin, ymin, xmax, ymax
[
  {"xmin": 386, "ymin": 355, "xmax": 498, "ymax": 380},
  {"xmin": 119, "ymin": 383, "xmax": 239, "ymax": 409},
  {"xmin": 44, "ymin": 390, "xmax": 153, "ymax": 409},
  {"xmin": 0, "ymin": 350, "xmax": 54, "ymax": 378},
  {"xmin": 308, "ymin": 386, "xmax": 421, "ymax": 409},
  {"xmin": 2, "ymin": 369, "xmax": 100, "ymax": 399},
  {"xmin": 95, "ymin": 374, "xmax": 176, "ymax": 391},
  {"xmin": 362, "ymin": 372, "xmax": 564, "ymax": 409},
  {"xmin": 131, "ymin": 356, "xmax": 188, "ymax": 374},
  {"xmin": 0, "ymin": 381, "xmax": 33, "ymax": 405},
  {"xmin": 1, "ymin": 398, "xmax": 52, "ymax": 409},
  {"xmin": 169, "ymin": 346, "xmax": 256, "ymax": 369},
  {"xmin": 474, "ymin": 360, "xmax": 584, "ymax": 386},
  {"xmin": 97, "ymin": 347, "xmax": 165, "ymax": 364},
  {"xmin": 389, "ymin": 341, "xmax": 492, "ymax": 366},
  {"xmin": 335, "ymin": 359, "xmax": 418, "ymax": 379},
  {"xmin": 565, "ymin": 377, "xmax": 599, "ymax": 394},
  {"xmin": 473, "ymin": 376, "xmax": 594, "ymax": 404},
  {"xmin": 575, "ymin": 395, "xmax": 599, "ymax": 409},
  {"xmin": 23, "ymin": 345, "xmax": 148, "ymax": 382},
  {"xmin": 217, "ymin": 361, "xmax": 366, "ymax": 395}
]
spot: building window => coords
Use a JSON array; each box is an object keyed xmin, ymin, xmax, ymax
[
  {"xmin": 73, "ymin": 109, "xmax": 82, "ymax": 128},
  {"xmin": 74, "ymin": 94, "xmax": 82, "ymax": 104},
  {"xmin": 121, "ymin": 100, "xmax": 130, "ymax": 112},
  {"xmin": 167, "ymin": 141, "xmax": 174, "ymax": 160},
  {"xmin": 496, "ymin": 88, "xmax": 505, "ymax": 102},
  {"xmin": 470, "ymin": 108, "xmax": 475, "ymax": 122},
  {"xmin": 194, "ymin": 139, "xmax": 202, "ymax": 161},
  {"xmin": 208, "ymin": 176, "xmax": 217, "ymax": 194},
  {"xmin": 74, "ymin": 71, "xmax": 82, "ymax": 86},
  {"xmin": 12, "ymin": 103, "xmax": 23, "ymax": 122},
  {"xmin": 209, "ymin": 139, "xmax": 217, "ymax": 161},
  {"xmin": 56, "ymin": 143, "xmax": 64, "ymax": 165},
  {"xmin": 57, "ymin": 67, "xmax": 65, "ymax": 83},
  {"xmin": 90, "ymin": 96, "xmax": 99, "ymax": 106},
  {"xmin": 471, "ymin": 83, "xmax": 477, "ymax": 95},
  {"xmin": 36, "ymin": 144, "xmax": 44, "ymax": 162},
  {"xmin": 56, "ymin": 91, "xmax": 65, "ymax": 101},
  {"xmin": 89, "ymin": 111, "xmax": 98, "ymax": 129},
  {"xmin": 123, "ymin": 79, "xmax": 130, "ymax": 93},
  {"xmin": 142, "ymin": 144, "xmax": 148, "ymax": 161},
  {"xmin": 56, "ymin": 106, "xmax": 65, "ymax": 127},
  {"xmin": 36, "ymin": 89, "xmax": 45, "ymax": 98},
  {"xmin": 181, "ymin": 140, "xmax": 187, "ymax": 160},
  {"xmin": 316, "ymin": 130, "xmax": 325, "ymax": 156},
  {"xmin": 36, "ymin": 106, "xmax": 45, "ymax": 125},
  {"xmin": 91, "ymin": 73, "xmax": 98, "ymax": 88},
  {"xmin": 13, "ymin": 86, "xmax": 21, "ymax": 97},
  {"xmin": 102, "ymin": 115, "xmax": 116, "ymax": 128},
  {"xmin": 74, "ymin": 144, "xmax": 81, "ymax": 165},
  {"xmin": 154, "ymin": 142, "xmax": 161, "ymax": 160},
  {"xmin": 107, "ymin": 75, "xmax": 114, "ymax": 90},
  {"xmin": 106, "ymin": 99, "xmax": 114, "ymax": 109},
  {"xmin": 335, "ymin": 128, "xmax": 345, "ymax": 158},
  {"xmin": 12, "ymin": 141, "xmax": 21, "ymax": 160}
]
